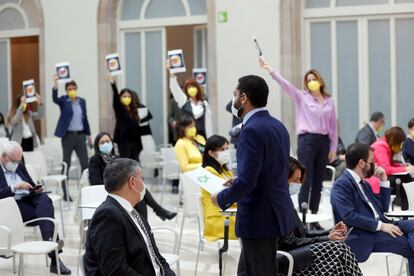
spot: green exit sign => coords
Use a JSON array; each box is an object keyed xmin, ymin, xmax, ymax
[{"xmin": 218, "ymin": 11, "xmax": 228, "ymax": 23}]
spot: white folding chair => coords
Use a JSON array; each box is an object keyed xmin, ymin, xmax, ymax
[
  {"xmin": 160, "ymin": 147, "xmax": 180, "ymax": 204},
  {"xmin": 323, "ymin": 165, "xmax": 336, "ymax": 191},
  {"xmin": 0, "ymin": 197, "xmax": 61, "ymax": 276},
  {"xmin": 78, "ymin": 185, "xmax": 108, "ymax": 253},
  {"xmin": 152, "ymin": 227, "xmax": 181, "ymax": 276},
  {"xmin": 277, "ymin": 250, "xmax": 294, "ymax": 276},
  {"xmin": 25, "ymin": 163, "xmax": 66, "ymax": 238},
  {"xmin": 403, "ymin": 181, "xmax": 414, "ymax": 211}
]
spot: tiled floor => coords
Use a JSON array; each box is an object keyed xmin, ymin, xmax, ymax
[{"xmin": 0, "ymin": 180, "xmax": 409, "ymax": 275}]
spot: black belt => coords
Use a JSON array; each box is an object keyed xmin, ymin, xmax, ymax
[{"xmin": 66, "ymin": 131, "xmax": 83, "ymax": 135}]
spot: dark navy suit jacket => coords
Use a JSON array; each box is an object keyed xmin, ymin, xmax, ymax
[
  {"xmin": 217, "ymin": 110, "xmax": 296, "ymax": 239},
  {"xmin": 330, "ymin": 169, "xmax": 391, "ymax": 261},
  {"xmin": 52, "ymin": 88, "xmax": 91, "ymax": 138},
  {"xmin": 0, "ymin": 164, "xmax": 35, "ymax": 199}
]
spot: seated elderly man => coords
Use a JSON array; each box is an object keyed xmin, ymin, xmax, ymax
[
  {"xmin": 0, "ymin": 141, "xmax": 71, "ymax": 275},
  {"xmin": 331, "ymin": 143, "xmax": 414, "ymax": 275}
]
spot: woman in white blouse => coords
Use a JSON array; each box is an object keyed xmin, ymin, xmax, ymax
[
  {"xmin": 166, "ymin": 61, "xmax": 212, "ymax": 139},
  {"xmin": 7, "ymin": 94, "xmax": 44, "ymax": 151}
]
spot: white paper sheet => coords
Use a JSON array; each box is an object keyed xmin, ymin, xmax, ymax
[{"xmin": 183, "ymin": 167, "xmax": 227, "ymax": 195}]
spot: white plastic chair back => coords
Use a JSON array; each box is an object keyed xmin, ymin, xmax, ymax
[
  {"xmin": 80, "ymin": 169, "xmax": 90, "ymax": 188},
  {"xmin": 403, "ymin": 181, "xmax": 414, "ymax": 211},
  {"xmin": 161, "ymin": 147, "xmax": 179, "ymax": 179},
  {"xmin": 197, "ymin": 195, "xmax": 205, "ymax": 237},
  {"xmin": 0, "ymin": 198, "xmax": 25, "ymax": 252},
  {"xmin": 323, "ymin": 165, "xmax": 336, "ymax": 189},
  {"xmin": 25, "ymin": 163, "xmax": 40, "ymax": 184},
  {"xmin": 80, "ymin": 185, "xmax": 107, "ymax": 220},
  {"xmin": 23, "ymin": 150, "xmax": 48, "ymax": 179},
  {"xmin": 39, "ymin": 143, "xmax": 62, "ymax": 170},
  {"xmin": 181, "ymin": 174, "xmax": 201, "ymax": 217}
]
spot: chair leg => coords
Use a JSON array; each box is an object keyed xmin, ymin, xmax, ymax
[
  {"xmin": 194, "ymin": 240, "xmax": 202, "ymax": 276},
  {"xmin": 59, "ymin": 199, "xmax": 66, "ymax": 237},
  {"xmin": 12, "ymin": 254, "xmax": 16, "ymax": 274},
  {"xmin": 223, "ymin": 251, "xmax": 228, "ymax": 276},
  {"xmin": 178, "ymin": 216, "xmax": 185, "ymax": 253},
  {"xmin": 18, "ymin": 254, "xmax": 23, "ymax": 276},
  {"xmin": 55, "ymin": 249, "xmax": 61, "ymax": 276},
  {"xmin": 398, "ymin": 257, "xmax": 405, "ymax": 276},
  {"xmin": 45, "ymin": 254, "xmax": 49, "ymax": 267},
  {"xmin": 385, "ymin": 255, "xmax": 390, "ymax": 276},
  {"xmin": 176, "ymin": 260, "xmax": 181, "ymax": 276}
]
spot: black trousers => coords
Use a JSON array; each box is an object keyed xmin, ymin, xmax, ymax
[
  {"xmin": 118, "ymin": 140, "xmax": 140, "ymax": 161},
  {"xmin": 237, "ymin": 238, "xmax": 279, "ymax": 276},
  {"xmin": 21, "ymin": 137, "xmax": 34, "ymax": 152},
  {"xmin": 297, "ymin": 133, "xmax": 330, "ymax": 213},
  {"xmin": 61, "ymin": 133, "xmax": 89, "ymax": 173},
  {"xmin": 133, "ymin": 190, "xmax": 165, "ymax": 219}
]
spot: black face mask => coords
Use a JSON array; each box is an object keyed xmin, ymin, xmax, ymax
[{"xmin": 366, "ymin": 162, "xmax": 375, "ymax": 178}]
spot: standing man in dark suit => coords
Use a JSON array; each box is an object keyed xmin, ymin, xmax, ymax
[
  {"xmin": 355, "ymin": 111, "xmax": 385, "ymax": 145},
  {"xmin": 331, "ymin": 143, "xmax": 414, "ymax": 275},
  {"xmin": 0, "ymin": 141, "xmax": 71, "ymax": 274},
  {"xmin": 211, "ymin": 75, "xmax": 296, "ymax": 276},
  {"xmin": 52, "ymin": 76, "xmax": 92, "ymax": 201},
  {"xmin": 83, "ymin": 158, "xmax": 175, "ymax": 276}
]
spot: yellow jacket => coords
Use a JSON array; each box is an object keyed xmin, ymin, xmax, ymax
[
  {"xmin": 201, "ymin": 166, "xmax": 237, "ymax": 241},
  {"xmin": 174, "ymin": 135, "xmax": 205, "ymax": 172}
]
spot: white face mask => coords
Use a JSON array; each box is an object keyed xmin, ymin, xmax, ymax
[
  {"xmin": 289, "ymin": 183, "xmax": 302, "ymax": 195},
  {"xmin": 5, "ymin": 161, "xmax": 19, "ymax": 173},
  {"xmin": 133, "ymin": 179, "xmax": 146, "ymax": 202},
  {"xmin": 217, "ymin": 150, "xmax": 231, "ymax": 165},
  {"xmin": 231, "ymin": 97, "xmax": 243, "ymax": 119}
]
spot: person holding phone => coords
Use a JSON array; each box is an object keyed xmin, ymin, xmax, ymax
[
  {"xmin": 260, "ymin": 58, "xmax": 338, "ymax": 230},
  {"xmin": 277, "ymin": 157, "xmax": 362, "ymax": 276}
]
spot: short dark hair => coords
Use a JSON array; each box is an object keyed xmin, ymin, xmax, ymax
[
  {"xmin": 65, "ymin": 80, "xmax": 77, "ymax": 91},
  {"xmin": 370, "ymin": 111, "xmax": 384, "ymax": 122},
  {"xmin": 103, "ymin": 158, "xmax": 139, "ymax": 193},
  {"xmin": 237, "ymin": 75, "xmax": 269, "ymax": 108},
  {"xmin": 177, "ymin": 114, "xmax": 195, "ymax": 138},
  {"xmin": 345, "ymin": 143, "xmax": 372, "ymax": 169},
  {"xmin": 408, "ymin": 118, "xmax": 414, "ymax": 129},
  {"xmin": 288, "ymin": 157, "xmax": 306, "ymax": 183}
]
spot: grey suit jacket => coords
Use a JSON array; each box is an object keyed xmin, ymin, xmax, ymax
[
  {"xmin": 10, "ymin": 104, "xmax": 44, "ymax": 148},
  {"xmin": 355, "ymin": 124, "xmax": 377, "ymax": 146}
]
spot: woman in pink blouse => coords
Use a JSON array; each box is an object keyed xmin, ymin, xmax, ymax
[
  {"xmin": 260, "ymin": 58, "xmax": 338, "ymax": 228},
  {"xmin": 369, "ymin": 127, "xmax": 414, "ymax": 209}
]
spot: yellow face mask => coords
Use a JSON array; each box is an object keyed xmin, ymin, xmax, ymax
[
  {"xmin": 187, "ymin": 87, "xmax": 198, "ymax": 98},
  {"xmin": 67, "ymin": 89, "xmax": 77, "ymax": 99},
  {"xmin": 410, "ymin": 130, "xmax": 414, "ymax": 139},
  {"xmin": 185, "ymin": 126, "xmax": 197, "ymax": 138},
  {"xmin": 21, "ymin": 103, "xmax": 27, "ymax": 112},
  {"xmin": 392, "ymin": 143, "xmax": 403, "ymax": 153},
  {"xmin": 307, "ymin": 80, "xmax": 321, "ymax": 92},
  {"xmin": 121, "ymin": 96, "xmax": 132, "ymax": 106}
]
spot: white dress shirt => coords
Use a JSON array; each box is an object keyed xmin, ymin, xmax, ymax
[
  {"xmin": 108, "ymin": 194, "xmax": 161, "ymax": 276},
  {"xmin": 242, "ymin": 107, "xmax": 267, "ymax": 125},
  {"xmin": 347, "ymin": 169, "xmax": 390, "ymax": 231}
]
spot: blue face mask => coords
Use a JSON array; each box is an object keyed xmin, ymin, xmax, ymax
[
  {"xmin": 289, "ymin": 183, "xmax": 302, "ymax": 196},
  {"xmin": 99, "ymin": 142, "xmax": 113, "ymax": 155}
]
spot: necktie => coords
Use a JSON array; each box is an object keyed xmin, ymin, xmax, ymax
[{"xmin": 131, "ymin": 209, "xmax": 164, "ymax": 276}]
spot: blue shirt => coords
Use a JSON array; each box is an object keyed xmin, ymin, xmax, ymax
[
  {"xmin": 67, "ymin": 100, "xmax": 84, "ymax": 131},
  {"xmin": 1, "ymin": 164, "xmax": 28, "ymax": 200}
]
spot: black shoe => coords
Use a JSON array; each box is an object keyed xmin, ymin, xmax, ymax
[
  {"xmin": 157, "ymin": 209, "xmax": 177, "ymax": 221},
  {"xmin": 309, "ymin": 222, "xmax": 325, "ymax": 231},
  {"xmin": 50, "ymin": 260, "xmax": 71, "ymax": 275},
  {"xmin": 63, "ymin": 195, "xmax": 73, "ymax": 202},
  {"xmin": 171, "ymin": 186, "xmax": 179, "ymax": 194}
]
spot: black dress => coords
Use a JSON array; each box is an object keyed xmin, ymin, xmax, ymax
[{"xmin": 111, "ymin": 82, "xmax": 142, "ymax": 160}]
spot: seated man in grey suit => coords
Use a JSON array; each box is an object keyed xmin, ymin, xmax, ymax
[
  {"xmin": 355, "ymin": 111, "xmax": 385, "ymax": 145},
  {"xmin": 83, "ymin": 158, "xmax": 175, "ymax": 276}
]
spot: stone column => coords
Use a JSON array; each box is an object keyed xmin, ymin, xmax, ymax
[
  {"xmin": 97, "ymin": 0, "xmax": 119, "ymax": 134},
  {"xmin": 280, "ymin": 0, "xmax": 302, "ymax": 154}
]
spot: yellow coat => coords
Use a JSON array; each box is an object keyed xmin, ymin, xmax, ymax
[
  {"xmin": 174, "ymin": 135, "xmax": 205, "ymax": 172},
  {"xmin": 201, "ymin": 166, "xmax": 237, "ymax": 241}
]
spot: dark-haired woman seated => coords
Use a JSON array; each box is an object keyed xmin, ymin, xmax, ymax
[
  {"xmin": 277, "ymin": 157, "xmax": 362, "ymax": 276},
  {"xmin": 88, "ymin": 132, "xmax": 176, "ymax": 221},
  {"xmin": 201, "ymin": 135, "xmax": 237, "ymax": 241}
]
